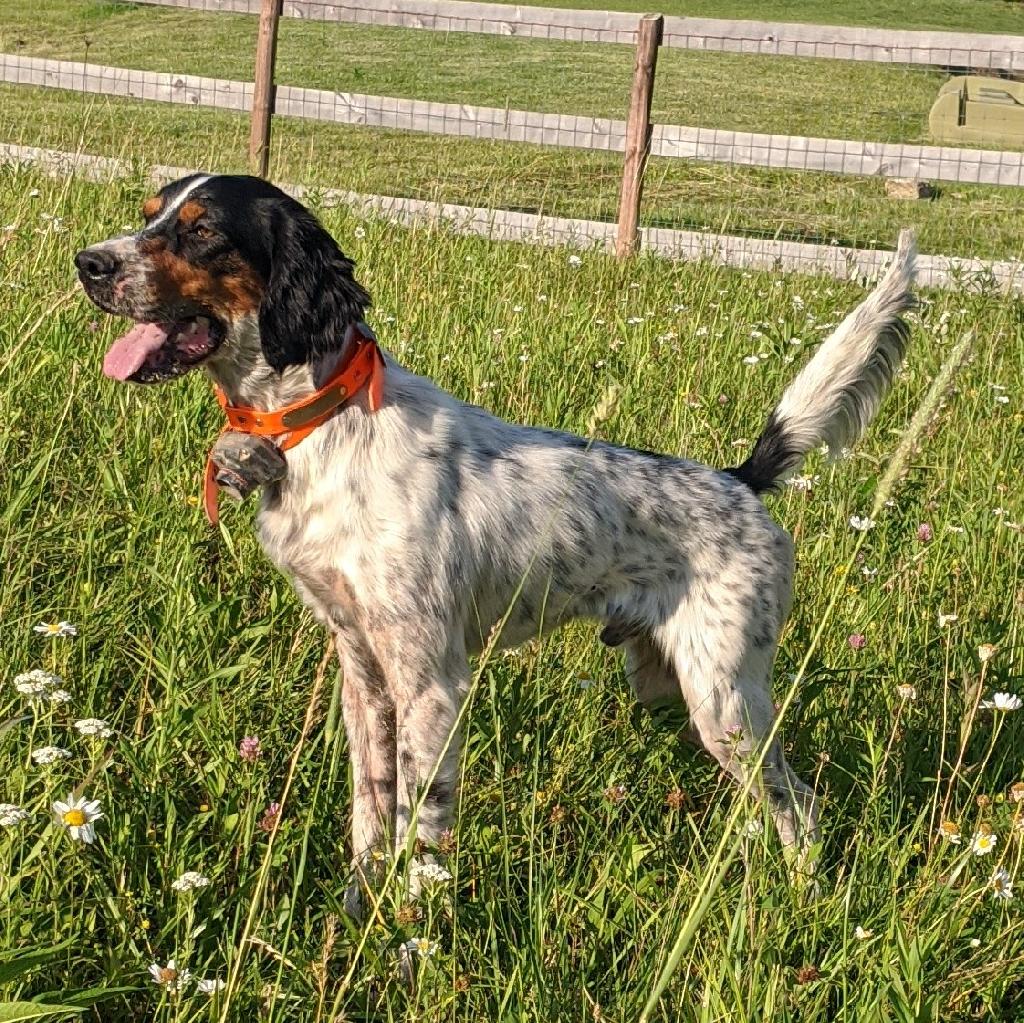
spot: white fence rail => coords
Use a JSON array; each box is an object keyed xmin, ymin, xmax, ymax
[
  {"xmin": 127, "ymin": 0, "xmax": 1024, "ymax": 70},
  {"xmin": 4, "ymin": 54, "xmax": 1023, "ymax": 187},
  {"xmin": 2, "ymin": 142, "xmax": 1021, "ymax": 293}
]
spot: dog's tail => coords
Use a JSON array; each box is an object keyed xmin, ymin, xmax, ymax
[{"xmin": 728, "ymin": 230, "xmax": 916, "ymax": 495}]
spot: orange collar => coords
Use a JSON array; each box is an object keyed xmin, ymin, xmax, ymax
[{"xmin": 203, "ymin": 322, "xmax": 385, "ymax": 525}]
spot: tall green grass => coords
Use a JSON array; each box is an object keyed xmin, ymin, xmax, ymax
[{"xmin": 0, "ymin": 164, "xmax": 1022, "ymax": 1020}]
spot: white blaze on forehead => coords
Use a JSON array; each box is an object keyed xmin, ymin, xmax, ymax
[{"xmin": 147, "ymin": 174, "xmax": 213, "ymax": 231}]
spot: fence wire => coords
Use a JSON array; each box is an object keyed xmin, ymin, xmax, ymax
[{"xmin": 2, "ymin": 0, "xmax": 1023, "ymax": 279}]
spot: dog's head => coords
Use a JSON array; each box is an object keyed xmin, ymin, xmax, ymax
[{"xmin": 75, "ymin": 174, "xmax": 370, "ymax": 384}]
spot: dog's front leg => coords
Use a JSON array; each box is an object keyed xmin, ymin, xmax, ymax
[
  {"xmin": 389, "ymin": 640, "xmax": 470, "ymax": 872},
  {"xmin": 338, "ymin": 640, "xmax": 397, "ymax": 921}
]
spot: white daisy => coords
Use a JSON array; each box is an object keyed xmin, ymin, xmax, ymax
[
  {"xmin": 849, "ymin": 515, "xmax": 876, "ymax": 532},
  {"xmin": 53, "ymin": 793, "xmax": 102, "ymax": 843},
  {"xmin": 0, "ymin": 804, "xmax": 29, "ymax": 826},
  {"xmin": 148, "ymin": 960, "xmax": 191, "ymax": 992},
  {"xmin": 171, "ymin": 871, "xmax": 211, "ymax": 893},
  {"xmin": 981, "ymin": 692, "xmax": 1022, "ymax": 712},
  {"xmin": 33, "ymin": 621, "xmax": 77, "ymax": 638},
  {"xmin": 402, "ymin": 937, "xmax": 438, "ymax": 958},
  {"xmin": 991, "ymin": 866, "xmax": 1014, "ymax": 901},
  {"xmin": 567, "ymin": 254, "xmax": 582, "ymax": 268},
  {"xmin": 32, "ymin": 745, "xmax": 72, "ymax": 765},
  {"xmin": 14, "ymin": 669, "xmax": 64, "ymax": 698},
  {"xmin": 195, "ymin": 978, "xmax": 225, "ymax": 995},
  {"xmin": 972, "ymin": 830, "xmax": 998, "ymax": 856},
  {"xmin": 410, "ymin": 861, "xmax": 452, "ymax": 885},
  {"xmin": 352, "ymin": 226, "xmax": 366, "ymax": 240},
  {"xmin": 74, "ymin": 718, "xmax": 114, "ymax": 738}
]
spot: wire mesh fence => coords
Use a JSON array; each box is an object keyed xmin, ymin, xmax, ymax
[{"xmin": 1, "ymin": 0, "xmax": 1022, "ymax": 283}]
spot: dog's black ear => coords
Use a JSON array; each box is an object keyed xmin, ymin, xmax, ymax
[{"xmin": 258, "ymin": 200, "xmax": 371, "ymax": 372}]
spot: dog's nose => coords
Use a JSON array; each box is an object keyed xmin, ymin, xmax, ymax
[{"xmin": 75, "ymin": 248, "xmax": 121, "ymax": 279}]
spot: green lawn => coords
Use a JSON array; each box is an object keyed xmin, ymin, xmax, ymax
[
  {"xmin": 490, "ymin": 0, "xmax": 1024, "ymax": 33},
  {"xmin": 1, "ymin": 162, "xmax": 1023, "ymax": 1021}
]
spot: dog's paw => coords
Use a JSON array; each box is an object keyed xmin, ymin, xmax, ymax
[
  {"xmin": 209, "ymin": 433, "xmax": 288, "ymax": 501},
  {"xmin": 343, "ymin": 848, "xmax": 388, "ymax": 922}
]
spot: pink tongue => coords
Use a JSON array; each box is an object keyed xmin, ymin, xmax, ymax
[{"xmin": 102, "ymin": 322, "xmax": 171, "ymax": 381}]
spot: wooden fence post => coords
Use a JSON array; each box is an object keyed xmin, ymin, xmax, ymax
[
  {"xmin": 248, "ymin": 0, "xmax": 283, "ymax": 177},
  {"xmin": 615, "ymin": 13, "xmax": 663, "ymax": 260}
]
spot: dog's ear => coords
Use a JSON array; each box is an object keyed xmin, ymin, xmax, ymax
[{"xmin": 258, "ymin": 200, "xmax": 371, "ymax": 373}]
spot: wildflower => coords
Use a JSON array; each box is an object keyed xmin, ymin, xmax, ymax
[
  {"xmin": 14, "ymin": 669, "xmax": 63, "ymax": 699},
  {"xmin": 402, "ymin": 937, "xmax": 438, "ymax": 958},
  {"xmin": 149, "ymin": 960, "xmax": 191, "ymax": 992},
  {"xmin": 854, "ymin": 926, "xmax": 873, "ymax": 940},
  {"xmin": 978, "ymin": 644, "xmax": 997, "ymax": 663},
  {"xmin": 238, "ymin": 736, "xmax": 262, "ymax": 762},
  {"xmin": 31, "ymin": 745, "xmax": 71, "ymax": 765},
  {"xmin": 410, "ymin": 861, "xmax": 452, "ymax": 885},
  {"xmin": 603, "ymin": 783, "xmax": 628, "ymax": 805},
  {"xmin": 195, "ymin": 978, "xmax": 225, "ymax": 995},
  {"xmin": 995, "ymin": 395, "xmax": 1010, "ymax": 405},
  {"xmin": 396, "ymin": 903, "xmax": 423, "ymax": 926},
  {"xmin": 1009, "ymin": 782, "xmax": 1024, "ymax": 804},
  {"xmin": 972, "ymin": 829, "xmax": 997, "ymax": 856},
  {"xmin": 916, "ymin": 523, "xmax": 933, "ymax": 542},
  {"xmin": 74, "ymin": 718, "xmax": 114, "ymax": 738},
  {"xmin": 937, "ymin": 611, "xmax": 958, "ymax": 628},
  {"xmin": 665, "ymin": 787, "xmax": 689, "ymax": 811},
  {"xmin": 258, "ymin": 802, "xmax": 281, "ymax": 834},
  {"xmin": 171, "ymin": 871, "xmax": 211, "ymax": 893},
  {"xmin": 981, "ymin": 692, "xmax": 1022, "ymax": 712},
  {"xmin": 47, "ymin": 689, "xmax": 72, "ymax": 705},
  {"xmin": 626, "ymin": 316, "xmax": 643, "ymax": 325},
  {"xmin": 438, "ymin": 828, "xmax": 457, "ymax": 856},
  {"xmin": 969, "ymin": 937, "xmax": 981, "ymax": 948},
  {"xmin": 896, "ymin": 684, "xmax": 917, "ymax": 701},
  {"xmin": 848, "ymin": 633, "xmax": 866, "ymax": 651},
  {"xmin": 991, "ymin": 866, "xmax": 1014, "ymax": 900},
  {"xmin": 52, "ymin": 794, "xmax": 102, "ymax": 843},
  {"xmin": 849, "ymin": 515, "xmax": 876, "ymax": 532},
  {"xmin": 861, "ymin": 565, "xmax": 878, "ymax": 580},
  {"xmin": 742, "ymin": 355, "xmax": 760, "ymax": 366},
  {"xmin": 745, "ymin": 818, "xmax": 764, "ymax": 836},
  {"xmin": 567, "ymin": 254, "xmax": 582, "ymax": 268},
  {"xmin": 785, "ymin": 474, "xmax": 819, "ymax": 492},
  {"xmin": 937, "ymin": 820, "xmax": 961, "ymax": 844},
  {"xmin": 352, "ymin": 226, "xmax": 366, "ymax": 240},
  {"xmin": 33, "ymin": 621, "xmax": 77, "ymax": 638},
  {"xmin": 795, "ymin": 965, "xmax": 820, "ymax": 984},
  {"xmin": 0, "ymin": 804, "xmax": 29, "ymax": 827}
]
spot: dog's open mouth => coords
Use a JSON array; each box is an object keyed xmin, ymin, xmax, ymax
[{"xmin": 102, "ymin": 316, "xmax": 225, "ymax": 383}]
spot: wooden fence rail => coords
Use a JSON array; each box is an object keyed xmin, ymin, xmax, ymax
[
  {"xmin": 4, "ymin": 54, "xmax": 1023, "ymax": 189},
  {"xmin": 127, "ymin": 0, "xmax": 1024, "ymax": 70},
  {"xmin": 3, "ymin": 141, "xmax": 1022, "ymax": 292}
]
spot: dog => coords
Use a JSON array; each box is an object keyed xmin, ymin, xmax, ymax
[{"xmin": 76, "ymin": 173, "xmax": 915, "ymax": 910}]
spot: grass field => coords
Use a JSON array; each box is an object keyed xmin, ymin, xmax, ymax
[
  {"xmin": 1, "ymin": 160, "xmax": 1024, "ymax": 1020},
  {"xmin": 3, "ymin": 1, "xmax": 1024, "ymax": 258}
]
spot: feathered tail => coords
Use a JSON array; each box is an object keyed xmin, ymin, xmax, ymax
[{"xmin": 729, "ymin": 230, "xmax": 917, "ymax": 494}]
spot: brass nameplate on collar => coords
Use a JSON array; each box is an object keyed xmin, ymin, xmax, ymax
[{"xmin": 281, "ymin": 384, "xmax": 348, "ymax": 428}]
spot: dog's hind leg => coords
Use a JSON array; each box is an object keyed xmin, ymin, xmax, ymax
[{"xmin": 652, "ymin": 548, "xmax": 819, "ymax": 872}]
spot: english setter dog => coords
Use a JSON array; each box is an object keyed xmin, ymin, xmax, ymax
[{"xmin": 76, "ymin": 174, "xmax": 915, "ymax": 910}]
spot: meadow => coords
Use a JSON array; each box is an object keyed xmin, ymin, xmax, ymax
[
  {"xmin": 2, "ymin": 0, "xmax": 1024, "ymax": 1017},
  {"xmin": 1, "ymin": 157, "xmax": 1023, "ymax": 1019}
]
